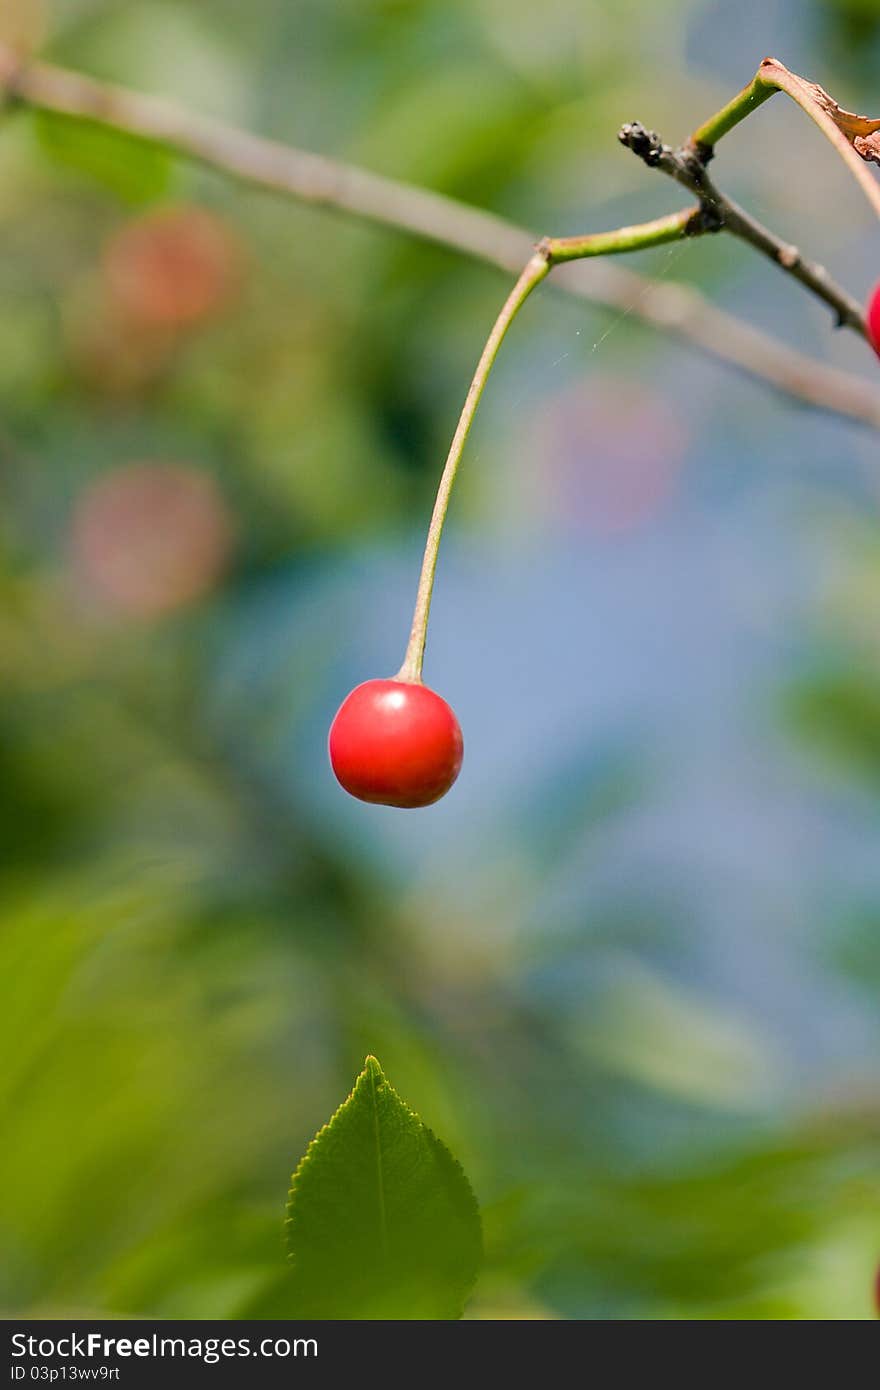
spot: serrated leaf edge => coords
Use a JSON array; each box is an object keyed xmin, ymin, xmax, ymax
[{"xmin": 283, "ymin": 1055, "xmax": 482, "ymax": 1309}]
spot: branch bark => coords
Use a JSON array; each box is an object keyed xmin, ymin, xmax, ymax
[
  {"xmin": 0, "ymin": 44, "xmax": 878, "ymax": 430},
  {"xmin": 618, "ymin": 121, "xmax": 867, "ymax": 335}
]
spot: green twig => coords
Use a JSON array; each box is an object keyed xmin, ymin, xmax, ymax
[
  {"xmin": 689, "ymin": 70, "xmax": 776, "ymax": 151},
  {"xmin": 541, "ymin": 207, "xmax": 704, "ymax": 263},
  {"xmin": 689, "ymin": 57, "xmax": 880, "ymax": 221}
]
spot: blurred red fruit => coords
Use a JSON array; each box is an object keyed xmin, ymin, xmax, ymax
[
  {"xmin": 528, "ymin": 377, "xmax": 687, "ymax": 534},
  {"xmin": 70, "ymin": 462, "xmax": 234, "ymax": 620},
  {"xmin": 103, "ymin": 205, "xmax": 242, "ymax": 330}
]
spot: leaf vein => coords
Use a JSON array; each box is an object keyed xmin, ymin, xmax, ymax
[{"xmin": 368, "ymin": 1060, "xmax": 389, "ymax": 1260}]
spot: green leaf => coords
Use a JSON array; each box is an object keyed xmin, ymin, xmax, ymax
[
  {"xmin": 284, "ymin": 1056, "xmax": 481, "ymax": 1319},
  {"xmin": 33, "ymin": 110, "xmax": 172, "ymax": 205}
]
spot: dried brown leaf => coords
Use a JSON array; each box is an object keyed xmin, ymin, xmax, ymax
[
  {"xmin": 854, "ymin": 132, "xmax": 880, "ymax": 165},
  {"xmin": 765, "ymin": 60, "xmax": 880, "ymax": 166}
]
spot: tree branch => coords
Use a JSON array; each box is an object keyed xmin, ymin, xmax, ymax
[
  {"xmin": 0, "ymin": 44, "xmax": 878, "ymax": 430},
  {"xmin": 618, "ymin": 121, "xmax": 867, "ymax": 335}
]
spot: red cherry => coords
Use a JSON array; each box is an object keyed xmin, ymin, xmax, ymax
[
  {"xmin": 103, "ymin": 205, "xmax": 241, "ymax": 330},
  {"xmin": 868, "ymin": 281, "xmax": 880, "ymax": 356},
  {"xmin": 329, "ymin": 678, "xmax": 463, "ymax": 807}
]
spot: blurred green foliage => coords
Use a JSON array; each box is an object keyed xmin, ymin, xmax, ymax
[{"xmin": 0, "ymin": 0, "xmax": 878, "ymax": 1321}]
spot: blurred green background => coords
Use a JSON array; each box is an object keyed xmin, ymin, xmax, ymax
[{"xmin": 1, "ymin": 0, "xmax": 879, "ymax": 1321}]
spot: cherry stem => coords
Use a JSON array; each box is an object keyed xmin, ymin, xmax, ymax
[
  {"xmin": 396, "ymin": 250, "xmax": 549, "ymax": 683},
  {"xmin": 397, "ymin": 209, "xmax": 704, "ymax": 683}
]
